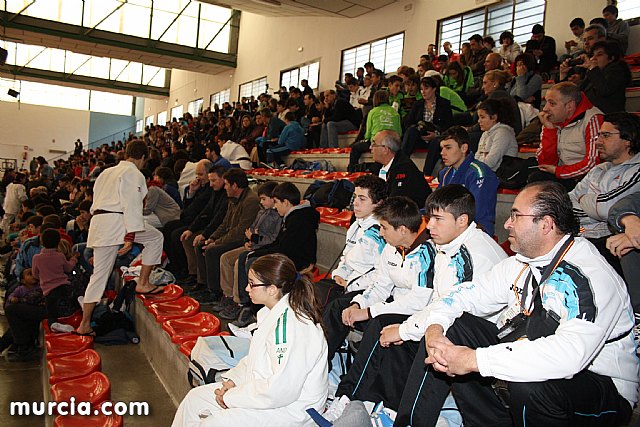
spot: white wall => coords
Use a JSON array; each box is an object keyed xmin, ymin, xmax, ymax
[
  {"xmin": 0, "ymin": 101, "xmax": 90, "ymax": 168},
  {"xmin": 143, "ymin": 0, "xmax": 630, "ymax": 119}
]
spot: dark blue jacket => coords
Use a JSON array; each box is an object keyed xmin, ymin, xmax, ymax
[{"xmin": 438, "ymin": 154, "xmax": 498, "ymax": 236}]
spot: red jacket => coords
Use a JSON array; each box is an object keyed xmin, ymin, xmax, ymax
[{"xmin": 537, "ymin": 93, "xmax": 602, "ymax": 179}]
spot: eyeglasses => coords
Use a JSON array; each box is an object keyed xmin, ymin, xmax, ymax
[
  {"xmin": 509, "ymin": 211, "xmax": 539, "ymax": 222},
  {"xmin": 370, "ymin": 143, "xmax": 387, "ymax": 149},
  {"xmin": 597, "ymin": 131, "xmax": 620, "ymax": 139},
  {"xmin": 248, "ymin": 279, "xmax": 272, "ymax": 289}
]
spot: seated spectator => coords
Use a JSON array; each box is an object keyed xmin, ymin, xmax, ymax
[
  {"xmin": 442, "ymin": 61, "xmax": 474, "ymax": 98},
  {"xmin": 459, "ymin": 42, "xmax": 472, "ymax": 68},
  {"xmin": 509, "ymin": 53, "xmax": 542, "ymax": 108},
  {"xmin": 322, "ymin": 196, "xmax": 433, "ymax": 366},
  {"xmin": 143, "ymin": 184, "xmax": 181, "ymax": 229},
  {"xmin": 68, "ymin": 200, "xmax": 92, "ymax": 243},
  {"xmin": 387, "ymin": 75, "xmax": 405, "ymax": 117},
  {"xmin": 249, "ymin": 182, "xmax": 320, "ymax": 272},
  {"xmin": 602, "ymin": 4, "xmax": 629, "ymax": 54},
  {"xmin": 31, "ymin": 229, "xmax": 78, "ymax": 334},
  {"xmin": 205, "ymin": 142, "xmax": 232, "ymax": 170},
  {"xmin": 255, "ymin": 108, "xmax": 285, "ymax": 162},
  {"xmin": 371, "ymin": 130, "xmax": 432, "ymax": 208},
  {"xmin": 442, "ymin": 41, "xmax": 459, "ymax": 63},
  {"xmin": 220, "ymin": 139, "xmax": 252, "ymax": 170},
  {"xmin": 534, "ymin": 82, "xmax": 603, "ymax": 190},
  {"xmin": 302, "ymin": 93, "xmax": 322, "ymax": 148},
  {"xmin": 476, "ymin": 99, "xmax": 519, "ymax": 171},
  {"xmin": 218, "ymin": 181, "xmax": 281, "ymax": 326},
  {"xmin": 438, "ymin": 126, "xmax": 499, "ymax": 236},
  {"xmin": 570, "ymin": 112, "xmax": 640, "ymax": 268},
  {"xmin": 394, "ymin": 181, "xmax": 638, "ymax": 427},
  {"xmin": 328, "ymin": 185, "xmax": 506, "ymax": 417},
  {"xmin": 3, "ymin": 268, "xmax": 45, "ymax": 362},
  {"xmin": 401, "ymin": 76, "xmax": 453, "ymax": 167},
  {"xmin": 153, "ymin": 166, "xmax": 183, "ymax": 208},
  {"xmin": 483, "ymin": 36, "xmax": 497, "ymax": 53},
  {"xmin": 331, "ymin": 175, "xmax": 387, "ymax": 293},
  {"xmin": 346, "ymin": 77, "xmax": 362, "ymax": 110},
  {"xmin": 424, "ymin": 71, "xmax": 468, "ymax": 113},
  {"xmin": 577, "ymin": 41, "xmax": 631, "ymax": 114},
  {"xmin": 172, "ymin": 254, "xmax": 328, "ymax": 427},
  {"xmin": 524, "ymin": 24, "xmax": 557, "ymax": 74},
  {"xmin": 563, "ymin": 17, "xmax": 586, "ymax": 61},
  {"xmin": 192, "ymin": 169, "xmax": 259, "ymax": 305},
  {"xmin": 232, "ymin": 114, "xmax": 261, "ymax": 151},
  {"xmin": 319, "ymin": 90, "xmax": 361, "ymax": 148},
  {"xmin": 607, "ymin": 192, "xmax": 640, "ymax": 328},
  {"xmin": 266, "ymin": 112, "xmax": 305, "ymax": 167},
  {"xmin": 561, "ymin": 23, "xmax": 608, "ymax": 85},
  {"xmin": 1, "ymin": 172, "xmax": 27, "ymax": 236},
  {"xmin": 467, "ymin": 34, "xmax": 491, "ymax": 78},
  {"xmin": 498, "ymin": 30, "xmax": 521, "ymax": 65}
]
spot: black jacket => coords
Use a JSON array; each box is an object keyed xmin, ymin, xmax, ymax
[
  {"xmin": 181, "ymin": 185, "xmax": 211, "ymax": 224},
  {"xmin": 386, "ymin": 151, "xmax": 432, "ymax": 208},
  {"xmin": 252, "ymin": 205, "xmax": 320, "ymax": 270},
  {"xmin": 581, "ymin": 60, "xmax": 631, "ymax": 114},
  {"xmin": 324, "ymin": 98, "xmax": 361, "ymax": 128},
  {"xmin": 188, "ymin": 189, "xmax": 228, "ymax": 236},
  {"xmin": 403, "ymin": 95, "xmax": 454, "ymax": 133}
]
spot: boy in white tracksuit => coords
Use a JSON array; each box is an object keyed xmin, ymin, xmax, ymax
[
  {"xmin": 395, "ymin": 182, "xmax": 639, "ymax": 427},
  {"xmin": 1, "ymin": 174, "xmax": 27, "ymax": 236},
  {"xmin": 333, "ymin": 186, "xmax": 506, "ymax": 410}
]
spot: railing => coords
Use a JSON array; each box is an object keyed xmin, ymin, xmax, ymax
[{"xmin": 47, "ymin": 125, "xmax": 142, "ymax": 162}]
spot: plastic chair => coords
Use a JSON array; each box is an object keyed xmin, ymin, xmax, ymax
[
  {"xmin": 48, "ymin": 349, "xmax": 101, "ymax": 385},
  {"xmin": 162, "ymin": 312, "xmax": 222, "ymax": 344},
  {"xmin": 42, "ymin": 311, "xmax": 83, "ymax": 336},
  {"xmin": 54, "ymin": 413, "xmax": 123, "ymax": 427},
  {"xmin": 148, "ymin": 297, "xmax": 200, "ymax": 323},
  {"xmin": 45, "ymin": 334, "xmax": 94, "ymax": 360},
  {"xmin": 138, "ymin": 284, "xmax": 184, "ymax": 307},
  {"xmin": 50, "ymin": 372, "xmax": 111, "ymax": 409},
  {"xmin": 321, "ymin": 211, "xmax": 353, "ymax": 228},
  {"xmin": 316, "ymin": 207, "xmax": 339, "ymax": 217},
  {"xmin": 179, "ymin": 339, "xmax": 197, "ymax": 357}
]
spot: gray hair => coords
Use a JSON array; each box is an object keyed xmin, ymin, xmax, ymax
[
  {"xmin": 550, "ymin": 81, "xmax": 582, "ymax": 105},
  {"xmin": 585, "ymin": 24, "xmax": 606, "ymax": 39},
  {"xmin": 197, "ymin": 159, "xmax": 213, "ymax": 173},
  {"xmin": 377, "ymin": 130, "xmax": 401, "ymax": 153}
]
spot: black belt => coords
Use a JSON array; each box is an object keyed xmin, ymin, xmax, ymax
[{"xmin": 93, "ymin": 210, "xmax": 123, "ymax": 215}]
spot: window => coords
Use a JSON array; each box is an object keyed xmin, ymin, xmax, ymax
[
  {"xmin": 438, "ymin": 0, "xmax": 545, "ymax": 54},
  {"xmin": 341, "ymin": 33, "xmax": 404, "ymax": 78},
  {"xmin": 171, "ymin": 105, "xmax": 183, "ymax": 121},
  {"xmin": 617, "ymin": 0, "xmax": 640, "ymax": 20},
  {"xmin": 90, "ymin": 90, "xmax": 134, "ymax": 115},
  {"xmin": 136, "ymin": 120, "xmax": 144, "ymax": 133},
  {"xmin": 210, "ymin": 89, "xmax": 230, "ymax": 108},
  {"xmin": 281, "ymin": 61, "xmax": 320, "ymax": 90},
  {"xmin": 239, "ymin": 77, "xmax": 267, "ymax": 100},
  {"xmin": 187, "ymin": 98, "xmax": 203, "ymax": 117},
  {"xmin": 145, "ymin": 116, "xmax": 154, "ymax": 128},
  {"xmin": 157, "ymin": 111, "xmax": 168, "ymax": 126}
]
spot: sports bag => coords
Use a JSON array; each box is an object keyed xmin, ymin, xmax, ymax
[{"xmin": 188, "ymin": 335, "xmax": 250, "ymax": 387}]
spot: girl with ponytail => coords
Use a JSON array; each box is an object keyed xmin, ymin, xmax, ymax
[{"xmin": 173, "ymin": 253, "xmax": 328, "ymax": 427}]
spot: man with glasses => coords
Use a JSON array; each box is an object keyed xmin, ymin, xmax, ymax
[
  {"xmin": 569, "ymin": 111, "xmax": 640, "ymax": 282},
  {"xmin": 534, "ymin": 82, "xmax": 603, "ymax": 190},
  {"xmin": 395, "ymin": 181, "xmax": 638, "ymax": 427},
  {"xmin": 370, "ymin": 130, "xmax": 431, "ymax": 207}
]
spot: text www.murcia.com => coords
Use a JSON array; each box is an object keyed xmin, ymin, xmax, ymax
[{"xmin": 10, "ymin": 398, "xmax": 149, "ymax": 416}]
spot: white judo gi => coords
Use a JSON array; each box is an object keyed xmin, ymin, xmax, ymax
[
  {"xmin": 172, "ymin": 294, "xmax": 328, "ymax": 427},
  {"xmin": 84, "ymin": 161, "xmax": 163, "ymax": 303}
]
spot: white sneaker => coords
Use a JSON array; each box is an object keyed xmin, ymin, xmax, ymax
[
  {"xmin": 50, "ymin": 322, "xmax": 75, "ymax": 333},
  {"xmin": 228, "ymin": 322, "xmax": 258, "ymax": 340},
  {"xmin": 323, "ymin": 395, "xmax": 350, "ymax": 422}
]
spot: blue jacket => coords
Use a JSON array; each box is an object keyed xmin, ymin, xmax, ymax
[
  {"xmin": 277, "ymin": 121, "xmax": 305, "ymax": 151},
  {"xmin": 438, "ymin": 154, "xmax": 498, "ymax": 236},
  {"xmin": 15, "ymin": 236, "xmax": 42, "ymax": 278}
]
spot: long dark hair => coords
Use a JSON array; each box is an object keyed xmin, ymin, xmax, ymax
[{"xmin": 250, "ymin": 254, "xmax": 323, "ymax": 327}]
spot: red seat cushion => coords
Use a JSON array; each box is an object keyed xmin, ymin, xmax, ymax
[
  {"xmin": 498, "ymin": 188, "xmax": 520, "ymax": 195},
  {"xmin": 43, "ymin": 311, "xmax": 83, "ymax": 336},
  {"xmin": 138, "ymin": 284, "xmax": 184, "ymax": 307},
  {"xmin": 148, "ymin": 297, "xmax": 200, "ymax": 323},
  {"xmin": 50, "ymin": 372, "xmax": 111, "ymax": 408},
  {"xmin": 162, "ymin": 312, "xmax": 222, "ymax": 344},
  {"xmin": 45, "ymin": 335, "xmax": 94, "ymax": 360},
  {"xmin": 48, "ymin": 349, "xmax": 102, "ymax": 385},
  {"xmin": 518, "ymin": 145, "xmax": 538, "ymax": 153},
  {"xmin": 316, "ymin": 207, "xmax": 339, "ymax": 216},
  {"xmin": 179, "ymin": 339, "xmax": 198, "ymax": 357},
  {"xmin": 54, "ymin": 413, "xmax": 123, "ymax": 427},
  {"xmin": 321, "ymin": 211, "xmax": 353, "ymax": 228}
]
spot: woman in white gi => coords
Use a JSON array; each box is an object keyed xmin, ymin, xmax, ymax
[{"xmin": 172, "ymin": 254, "xmax": 328, "ymax": 427}]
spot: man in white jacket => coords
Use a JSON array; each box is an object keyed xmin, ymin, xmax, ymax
[
  {"xmin": 77, "ymin": 140, "xmax": 164, "ymax": 336},
  {"xmin": 1, "ymin": 172, "xmax": 27, "ymax": 236},
  {"xmin": 331, "ymin": 185, "xmax": 506, "ymax": 411},
  {"xmin": 395, "ymin": 181, "xmax": 639, "ymax": 427}
]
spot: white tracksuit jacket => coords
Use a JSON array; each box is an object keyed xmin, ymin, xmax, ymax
[
  {"xmin": 570, "ymin": 152, "xmax": 640, "ymax": 239},
  {"xmin": 221, "ymin": 294, "xmax": 328, "ymax": 426},
  {"xmin": 351, "ymin": 229, "xmax": 436, "ymax": 318},
  {"xmin": 421, "ymin": 236, "xmax": 640, "ymax": 407},
  {"xmin": 399, "ymin": 223, "xmax": 507, "ymax": 341},
  {"xmin": 332, "ymin": 215, "xmax": 386, "ymax": 292}
]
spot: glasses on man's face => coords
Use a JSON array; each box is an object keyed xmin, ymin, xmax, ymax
[
  {"xmin": 248, "ymin": 279, "xmax": 272, "ymax": 289},
  {"xmin": 370, "ymin": 143, "xmax": 386, "ymax": 149},
  {"xmin": 597, "ymin": 131, "xmax": 620, "ymax": 139},
  {"xmin": 509, "ymin": 211, "xmax": 538, "ymax": 222}
]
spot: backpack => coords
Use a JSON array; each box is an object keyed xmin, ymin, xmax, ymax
[
  {"xmin": 309, "ymin": 160, "xmax": 336, "ymax": 172},
  {"xmin": 495, "ymin": 155, "xmax": 538, "ymax": 189},
  {"xmin": 291, "ymin": 158, "xmax": 311, "ymax": 170},
  {"xmin": 188, "ymin": 335, "xmax": 251, "ymax": 387},
  {"xmin": 304, "ymin": 179, "xmax": 355, "ymax": 209}
]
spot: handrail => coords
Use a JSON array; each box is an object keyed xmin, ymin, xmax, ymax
[{"xmin": 47, "ymin": 125, "xmax": 141, "ymax": 162}]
